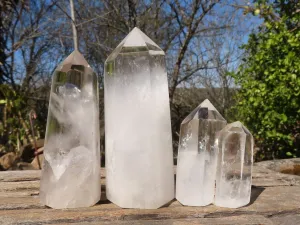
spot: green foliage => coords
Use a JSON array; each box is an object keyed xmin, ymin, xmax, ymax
[
  {"xmin": 0, "ymin": 85, "xmax": 41, "ymax": 154},
  {"xmin": 232, "ymin": 1, "xmax": 300, "ymax": 160}
]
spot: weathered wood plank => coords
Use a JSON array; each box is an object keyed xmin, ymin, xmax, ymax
[
  {"xmin": 0, "ymin": 170, "xmax": 40, "ymax": 182},
  {"xmin": 0, "ymin": 216, "xmax": 274, "ymax": 225},
  {"xmin": 0, "ymin": 163, "xmax": 299, "ymax": 225}
]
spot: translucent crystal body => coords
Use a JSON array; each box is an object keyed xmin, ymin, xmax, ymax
[
  {"xmin": 176, "ymin": 99, "xmax": 226, "ymax": 206},
  {"xmin": 40, "ymin": 51, "xmax": 101, "ymax": 209},
  {"xmin": 104, "ymin": 27, "xmax": 174, "ymax": 209},
  {"xmin": 215, "ymin": 121, "xmax": 253, "ymax": 208}
]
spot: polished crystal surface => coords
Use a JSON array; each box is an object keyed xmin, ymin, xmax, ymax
[
  {"xmin": 176, "ymin": 99, "xmax": 227, "ymax": 206},
  {"xmin": 104, "ymin": 27, "xmax": 174, "ymax": 209},
  {"xmin": 214, "ymin": 121, "xmax": 253, "ymax": 208},
  {"xmin": 40, "ymin": 50, "xmax": 101, "ymax": 209}
]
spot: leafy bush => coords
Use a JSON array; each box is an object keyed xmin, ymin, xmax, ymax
[
  {"xmin": 232, "ymin": 1, "xmax": 300, "ymax": 160},
  {"xmin": 0, "ymin": 85, "xmax": 42, "ymax": 155}
]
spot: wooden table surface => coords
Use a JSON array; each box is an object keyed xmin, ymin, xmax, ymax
[{"xmin": 0, "ymin": 163, "xmax": 300, "ymax": 225}]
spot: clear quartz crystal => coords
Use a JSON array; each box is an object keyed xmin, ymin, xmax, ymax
[
  {"xmin": 104, "ymin": 27, "xmax": 174, "ymax": 209},
  {"xmin": 176, "ymin": 99, "xmax": 227, "ymax": 206},
  {"xmin": 214, "ymin": 121, "xmax": 253, "ymax": 208},
  {"xmin": 40, "ymin": 50, "xmax": 101, "ymax": 209}
]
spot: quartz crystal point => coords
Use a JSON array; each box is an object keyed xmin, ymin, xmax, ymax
[
  {"xmin": 176, "ymin": 99, "xmax": 227, "ymax": 206},
  {"xmin": 214, "ymin": 121, "xmax": 253, "ymax": 208},
  {"xmin": 104, "ymin": 27, "xmax": 174, "ymax": 209},
  {"xmin": 40, "ymin": 50, "xmax": 101, "ymax": 209}
]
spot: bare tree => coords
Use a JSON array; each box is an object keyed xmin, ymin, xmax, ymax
[
  {"xmin": 53, "ymin": 0, "xmax": 259, "ymax": 149},
  {"xmin": 0, "ymin": 0, "xmax": 260, "ymax": 155}
]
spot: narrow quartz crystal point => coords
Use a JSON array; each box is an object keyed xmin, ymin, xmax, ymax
[
  {"xmin": 214, "ymin": 121, "xmax": 253, "ymax": 208},
  {"xmin": 176, "ymin": 99, "xmax": 227, "ymax": 206},
  {"xmin": 40, "ymin": 50, "xmax": 101, "ymax": 209},
  {"xmin": 104, "ymin": 27, "xmax": 174, "ymax": 209}
]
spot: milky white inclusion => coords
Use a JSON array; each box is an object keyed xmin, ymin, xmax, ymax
[
  {"xmin": 104, "ymin": 27, "xmax": 174, "ymax": 209},
  {"xmin": 40, "ymin": 51, "xmax": 101, "ymax": 209},
  {"xmin": 176, "ymin": 99, "xmax": 226, "ymax": 206}
]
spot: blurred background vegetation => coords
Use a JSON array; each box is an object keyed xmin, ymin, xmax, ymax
[{"xmin": 0, "ymin": 0, "xmax": 299, "ymax": 168}]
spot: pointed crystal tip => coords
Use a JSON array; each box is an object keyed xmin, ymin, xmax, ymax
[
  {"xmin": 225, "ymin": 121, "xmax": 252, "ymax": 135},
  {"xmin": 121, "ymin": 27, "xmax": 161, "ymax": 49},
  {"xmin": 106, "ymin": 27, "xmax": 164, "ymax": 62},
  {"xmin": 57, "ymin": 50, "xmax": 91, "ymax": 72},
  {"xmin": 62, "ymin": 50, "xmax": 90, "ymax": 67},
  {"xmin": 199, "ymin": 99, "xmax": 218, "ymax": 111},
  {"xmin": 230, "ymin": 121, "xmax": 243, "ymax": 127},
  {"xmin": 182, "ymin": 99, "xmax": 226, "ymax": 124}
]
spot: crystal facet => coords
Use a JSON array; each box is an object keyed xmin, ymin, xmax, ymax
[
  {"xmin": 104, "ymin": 27, "xmax": 174, "ymax": 209},
  {"xmin": 214, "ymin": 121, "xmax": 253, "ymax": 208},
  {"xmin": 176, "ymin": 99, "xmax": 227, "ymax": 206},
  {"xmin": 40, "ymin": 50, "xmax": 101, "ymax": 209}
]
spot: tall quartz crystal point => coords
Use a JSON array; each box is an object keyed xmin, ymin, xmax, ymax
[
  {"xmin": 176, "ymin": 99, "xmax": 227, "ymax": 206},
  {"xmin": 214, "ymin": 121, "xmax": 253, "ymax": 208},
  {"xmin": 104, "ymin": 27, "xmax": 174, "ymax": 209},
  {"xmin": 40, "ymin": 50, "xmax": 101, "ymax": 209}
]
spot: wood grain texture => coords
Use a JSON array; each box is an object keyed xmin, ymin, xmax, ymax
[{"xmin": 0, "ymin": 163, "xmax": 299, "ymax": 225}]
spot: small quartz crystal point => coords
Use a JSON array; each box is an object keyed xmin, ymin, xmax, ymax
[
  {"xmin": 176, "ymin": 99, "xmax": 227, "ymax": 206},
  {"xmin": 40, "ymin": 50, "xmax": 101, "ymax": 209},
  {"xmin": 104, "ymin": 27, "xmax": 174, "ymax": 209},
  {"xmin": 214, "ymin": 121, "xmax": 253, "ymax": 208}
]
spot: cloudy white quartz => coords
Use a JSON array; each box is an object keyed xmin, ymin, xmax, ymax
[
  {"xmin": 40, "ymin": 51, "xmax": 101, "ymax": 209},
  {"xmin": 214, "ymin": 121, "xmax": 253, "ymax": 208},
  {"xmin": 176, "ymin": 99, "xmax": 227, "ymax": 206},
  {"xmin": 104, "ymin": 27, "xmax": 174, "ymax": 209}
]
